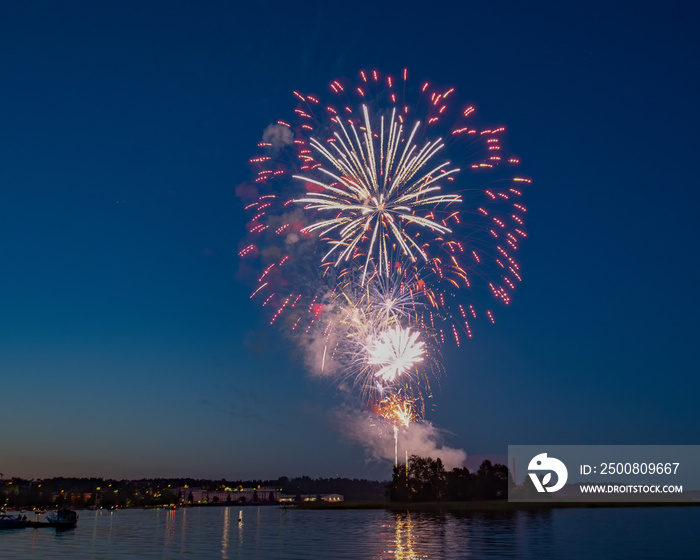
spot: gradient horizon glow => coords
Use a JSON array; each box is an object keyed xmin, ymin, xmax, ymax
[{"xmin": 1, "ymin": 1, "xmax": 698, "ymax": 480}]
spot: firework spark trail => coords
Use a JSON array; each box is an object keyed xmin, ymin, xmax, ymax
[
  {"xmin": 377, "ymin": 394, "xmax": 418, "ymax": 428},
  {"xmin": 374, "ymin": 394, "xmax": 420, "ymax": 466}
]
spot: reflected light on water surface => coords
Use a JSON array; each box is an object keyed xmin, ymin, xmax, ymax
[{"xmin": 221, "ymin": 507, "xmax": 230, "ymax": 559}]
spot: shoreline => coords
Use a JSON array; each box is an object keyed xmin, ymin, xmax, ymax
[
  {"xmin": 8, "ymin": 500, "xmax": 698, "ymax": 514},
  {"xmin": 293, "ymin": 500, "xmax": 700, "ymax": 511}
]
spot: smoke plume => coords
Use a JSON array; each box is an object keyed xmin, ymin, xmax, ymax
[{"xmin": 332, "ymin": 408, "xmax": 467, "ymax": 470}]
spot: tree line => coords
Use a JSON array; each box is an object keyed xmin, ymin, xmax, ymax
[{"xmin": 388, "ymin": 456, "xmax": 512, "ymax": 502}]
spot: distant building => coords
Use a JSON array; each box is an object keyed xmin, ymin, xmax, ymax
[
  {"xmin": 319, "ymin": 494, "xmax": 343, "ymax": 502},
  {"xmin": 176, "ymin": 487, "xmax": 281, "ymax": 504},
  {"xmin": 278, "ymin": 494, "xmax": 344, "ymax": 503}
]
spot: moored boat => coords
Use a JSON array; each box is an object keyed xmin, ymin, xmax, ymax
[
  {"xmin": 44, "ymin": 507, "xmax": 78, "ymax": 528},
  {"xmin": 0, "ymin": 508, "xmax": 78, "ymax": 530},
  {"xmin": 0, "ymin": 512, "xmax": 26, "ymax": 530}
]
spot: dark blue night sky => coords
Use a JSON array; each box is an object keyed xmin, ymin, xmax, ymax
[{"xmin": 1, "ymin": 1, "xmax": 698, "ymax": 480}]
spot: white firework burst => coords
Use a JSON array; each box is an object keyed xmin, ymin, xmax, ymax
[
  {"xmin": 293, "ymin": 105, "xmax": 462, "ymax": 282},
  {"xmin": 367, "ymin": 324, "xmax": 425, "ymax": 383}
]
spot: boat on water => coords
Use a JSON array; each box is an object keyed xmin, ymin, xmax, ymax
[
  {"xmin": 0, "ymin": 508, "xmax": 78, "ymax": 530},
  {"xmin": 0, "ymin": 512, "xmax": 25, "ymax": 529},
  {"xmin": 46, "ymin": 508, "xmax": 78, "ymax": 526}
]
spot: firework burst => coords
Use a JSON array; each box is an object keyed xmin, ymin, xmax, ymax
[
  {"xmin": 368, "ymin": 324, "xmax": 425, "ymax": 383},
  {"xmin": 293, "ymin": 105, "xmax": 461, "ymax": 282},
  {"xmin": 317, "ymin": 270, "xmax": 438, "ymax": 404},
  {"xmin": 376, "ymin": 394, "xmax": 418, "ymax": 428},
  {"xmin": 374, "ymin": 393, "xmax": 420, "ymax": 467},
  {"xmin": 238, "ymin": 69, "xmax": 529, "ymax": 426}
]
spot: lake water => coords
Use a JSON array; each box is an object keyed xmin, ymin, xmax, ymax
[{"xmin": 1, "ymin": 505, "xmax": 697, "ymax": 559}]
